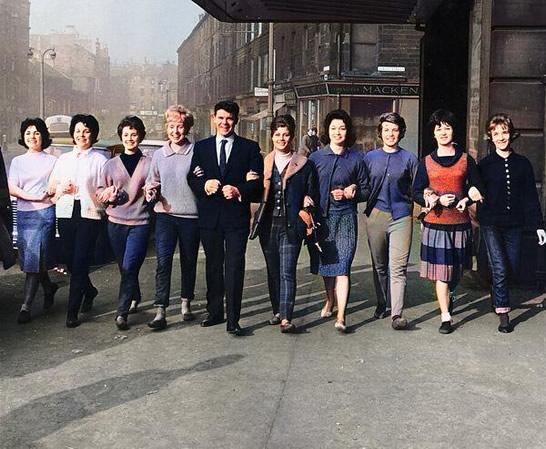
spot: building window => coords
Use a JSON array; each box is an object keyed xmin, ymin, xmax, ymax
[{"xmin": 351, "ymin": 25, "xmax": 379, "ymax": 74}]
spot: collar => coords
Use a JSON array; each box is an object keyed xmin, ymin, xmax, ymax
[
  {"xmin": 325, "ymin": 145, "xmax": 349, "ymax": 157},
  {"xmin": 72, "ymin": 146, "xmax": 96, "ymax": 158},
  {"xmin": 215, "ymin": 134, "xmax": 235, "ymax": 146},
  {"xmin": 163, "ymin": 141, "xmax": 192, "ymax": 157}
]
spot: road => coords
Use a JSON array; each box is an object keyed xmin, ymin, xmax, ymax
[{"xmin": 1, "ymin": 215, "xmax": 545, "ymax": 449}]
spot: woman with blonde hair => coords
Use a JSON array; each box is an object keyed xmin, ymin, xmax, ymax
[{"xmin": 144, "ymin": 105, "xmax": 199, "ymax": 330}]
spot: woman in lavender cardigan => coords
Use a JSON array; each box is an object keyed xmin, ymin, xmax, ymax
[
  {"xmin": 143, "ymin": 105, "xmax": 199, "ymax": 330},
  {"xmin": 97, "ymin": 115, "xmax": 152, "ymax": 330}
]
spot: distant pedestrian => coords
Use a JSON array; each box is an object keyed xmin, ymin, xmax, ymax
[
  {"xmin": 48, "ymin": 114, "xmax": 108, "ymax": 328},
  {"xmin": 188, "ymin": 100, "xmax": 264, "ymax": 335},
  {"xmin": 144, "ymin": 105, "xmax": 199, "ymax": 330},
  {"xmin": 97, "ymin": 115, "xmax": 152, "ymax": 331},
  {"xmin": 413, "ymin": 109, "xmax": 483, "ymax": 334},
  {"xmin": 477, "ymin": 113, "xmax": 546, "ymax": 333},
  {"xmin": 363, "ymin": 112, "xmax": 418, "ymax": 330},
  {"xmin": 9, "ymin": 118, "xmax": 58, "ymax": 324},
  {"xmin": 251, "ymin": 114, "xmax": 318, "ymax": 333},
  {"xmin": 309, "ymin": 110, "xmax": 370, "ymax": 332},
  {"xmin": 303, "ymin": 127, "xmax": 320, "ymax": 154}
]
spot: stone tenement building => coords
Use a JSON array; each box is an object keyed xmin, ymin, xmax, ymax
[
  {"xmin": 0, "ymin": 0, "xmax": 30, "ymax": 145},
  {"xmin": 178, "ymin": 16, "xmax": 422, "ymax": 152}
]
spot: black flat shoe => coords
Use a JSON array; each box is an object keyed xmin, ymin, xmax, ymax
[
  {"xmin": 201, "ymin": 317, "xmax": 225, "ymax": 327},
  {"xmin": 17, "ymin": 310, "xmax": 31, "ymax": 324},
  {"xmin": 147, "ymin": 317, "xmax": 167, "ymax": 330},
  {"xmin": 280, "ymin": 322, "xmax": 296, "ymax": 333},
  {"xmin": 498, "ymin": 313, "xmax": 513, "ymax": 333},
  {"xmin": 44, "ymin": 283, "xmax": 59, "ymax": 310},
  {"xmin": 115, "ymin": 316, "xmax": 129, "ymax": 331},
  {"xmin": 81, "ymin": 287, "xmax": 98, "ymax": 313},
  {"xmin": 439, "ymin": 321, "xmax": 453, "ymax": 334},
  {"xmin": 66, "ymin": 317, "xmax": 81, "ymax": 328},
  {"xmin": 227, "ymin": 324, "xmax": 242, "ymax": 335},
  {"xmin": 373, "ymin": 305, "xmax": 389, "ymax": 320}
]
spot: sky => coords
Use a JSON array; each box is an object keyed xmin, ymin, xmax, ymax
[{"xmin": 30, "ymin": 0, "xmax": 205, "ymax": 64}]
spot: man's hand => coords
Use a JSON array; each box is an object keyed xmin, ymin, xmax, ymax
[
  {"xmin": 205, "ymin": 179, "xmax": 221, "ymax": 196},
  {"xmin": 222, "ymin": 185, "xmax": 240, "ymax": 200}
]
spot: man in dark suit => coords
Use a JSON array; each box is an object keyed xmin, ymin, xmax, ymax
[{"xmin": 188, "ymin": 100, "xmax": 263, "ymax": 335}]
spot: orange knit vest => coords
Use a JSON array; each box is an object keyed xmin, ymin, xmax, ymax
[{"xmin": 424, "ymin": 153, "xmax": 470, "ymax": 225}]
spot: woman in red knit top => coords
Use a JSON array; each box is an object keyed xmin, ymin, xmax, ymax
[{"xmin": 413, "ymin": 110, "xmax": 483, "ymax": 334}]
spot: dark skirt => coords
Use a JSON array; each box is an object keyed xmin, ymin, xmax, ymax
[
  {"xmin": 310, "ymin": 211, "xmax": 357, "ymax": 277},
  {"xmin": 17, "ymin": 206, "xmax": 55, "ymax": 273},
  {"xmin": 420, "ymin": 222, "xmax": 472, "ymax": 282}
]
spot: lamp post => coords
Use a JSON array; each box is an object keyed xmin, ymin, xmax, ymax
[{"xmin": 38, "ymin": 48, "xmax": 56, "ymax": 118}]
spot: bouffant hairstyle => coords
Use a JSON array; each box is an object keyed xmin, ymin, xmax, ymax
[
  {"xmin": 320, "ymin": 109, "xmax": 356, "ymax": 147},
  {"xmin": 485, "ymin": 112, "xmax": 520, "ymax": 143},
  {"xmin": 70, "ymin": 114, "xmax": 100, "ymax": 145},
  {"xmin": 117, "ymin": 115, "xmax": 146, "ymax": 143},
  {"xmin": 164, "ymin": 105, "xmax": 194, "ymax": 135},
  {"xmin": 428, "ymin": 109, "xmax": 457, "ymax": 136},
  {"xmin": 270, "ymin": 114, "xmax": 296, "ymax": 140},
  {"xmin": 377, "ymin": 112, "xmax": 407, "ymax": 140},
  {"xmin": 19, "ymin": 117, "xmax": 52, "ymax": 149}
]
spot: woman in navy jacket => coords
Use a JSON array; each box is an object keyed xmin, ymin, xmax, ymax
[
  {"xmin": 251, "ymin": 114, "xmax": 318, "ymax": 333},
  {"xmin": 478, "ymin": 113, "xmax": 546, "ymax": 333}
]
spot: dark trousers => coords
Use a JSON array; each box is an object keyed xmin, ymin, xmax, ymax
[
  {"xmin": 58, "ymin": 201, "xmax": 101, "ymax": 319},
  {"xmin": 200, "ymin": 226, "xmax": 248, "ymax": 327},
  {"xmin": 259, "ymin": 218, "xmax": 302, "ymax": 321},
  {"xmin": 481, "ymin": 225, "xmax": 522, "ymax": 313},
  {"xmin": 153, "ymin": 214, "xmax": 200, "ymax": 308},
  {"xmin": 107, "ymin": 222, "xmax": 150, "ymax": 319}
]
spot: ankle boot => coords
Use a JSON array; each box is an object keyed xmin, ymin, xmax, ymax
[{"xmin": 18, "ymin": 274, "xmax": 40, "ymax": 324}]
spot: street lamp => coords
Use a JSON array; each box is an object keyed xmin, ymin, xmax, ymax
[{"xmin": 35, "ymin": 48, "xmax": 56, "ymax": 118}]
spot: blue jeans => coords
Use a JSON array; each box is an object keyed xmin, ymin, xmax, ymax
[
  {"xmin": 107, "ymin": 222, "xmax": 150, "ymax": 319},
  {"xmin": 153, "ymin": 214, "xmax": 200, "ymax": 308},
  {"xmin": 481, "ymin": 225, "xmax": 522, "ymax": 313}
]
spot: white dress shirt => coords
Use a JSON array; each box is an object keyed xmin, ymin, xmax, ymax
[{"xmin": 215, "ymin": 134, "xmax": 235, "ymax": 166}]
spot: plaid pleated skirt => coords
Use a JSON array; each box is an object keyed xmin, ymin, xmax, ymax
[
  {"xmin": 420, "ymin": 222, "xmax": 472, "ymax": 282},
  {"xmin": 17, "ymin": 206, "xmax": 55, "ymax": 273},
  {"xmin": 311, "ymin": 211, "xmax": 357, "ymax": 277}
]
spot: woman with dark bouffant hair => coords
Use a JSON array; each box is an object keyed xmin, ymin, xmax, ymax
[
  {"xmin": 9, "ymin": 118, "xmax": 58, "ymax": 323},
  {"xmin": 48, "ymin": 114, "xmax": 109, "ymax": 328},
  {"xmin": 97, "ymin": 115, "xmax": 152, "ymax": 331},
  {"xmin": 250, "ymin": 114, "xmax": 318, "ymax": 333},
  {"xmin": 412, "ymin": 109, "xmax": 483, "ymax": 335},
  {"xmin": 309, "ymin": 109, "xmax": 370, "ymax": 332},
  {"xmin": 477, "ymin": 113, "xmax": 546, "ymax": 333}
]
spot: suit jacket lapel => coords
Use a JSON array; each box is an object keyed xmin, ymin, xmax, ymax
[{"xmin": 207, "ymin": 137, "xmax": 221, "ymax": 179}]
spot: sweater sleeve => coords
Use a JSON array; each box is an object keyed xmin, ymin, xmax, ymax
[
  {"xmin": 464, "ymin": 155, "xmax": 484, "ymax": 198},
  {"xmin": 354, "ymin": 155, "xmax": 370, "ymax": 203},
  {"xmin": 412, "ymin": 158, "xmax": 429, "ymax": 207}
]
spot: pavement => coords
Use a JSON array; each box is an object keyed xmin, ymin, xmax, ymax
[{"xmin": 1, "ymin": 214, "xmax": 545, "ymax": 449}]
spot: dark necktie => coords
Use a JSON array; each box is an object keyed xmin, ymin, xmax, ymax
[{"xmin": 219, "ymin": 139, "xmax": 227, "ymax": 177}]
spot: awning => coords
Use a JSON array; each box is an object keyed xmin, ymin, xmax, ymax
[
  {"xmin": 244, "ymin": 103, "xmax": 285, "ymax": 121},
  {"xmin": 190, "ymin": 0, "xmax": 442, "ymax": 24}
]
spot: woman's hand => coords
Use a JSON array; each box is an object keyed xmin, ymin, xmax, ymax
[
  {"xmin": 61, "ymin": 180, "xmax": 77, "ymax": 195},
  {"xmin": 246, "ymin": 170, "xmax": 259, "ymax": 181},
  {"xmin": 97, "ymin": 185, "xmax": 118, "ymax": 204},
  {"xmin": 468, "ymin": 186, "xmax": 484, "ymax": 203},
  {"xmin": 343, "ymin": 184, "xmax": 357, "ymax": 200},
  {"xmin": 303, "ymin": 195, "xmax": 314, "ymax": 208},
  {"xmin": 330, "ymin": 188, "xmax": 345, "ymax": 201},
  {"xmin": 439, "ymin": 193, "xmax": 456, "ymax": 207},
  {"xmin": 456, "ymin": 197, "xmax": 469, "ymax": 212},
  {"xmin": 143, "ymin": 184, "xmax": 157, "ymax": 202}
]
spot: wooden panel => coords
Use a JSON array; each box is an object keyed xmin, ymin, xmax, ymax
[
  {"xmin": 490, "ymin": 31, "xmax": 546, "ymax": 78},
  {"xmin": 516, "ymin": 134, "xmax": 544, "ymax": 181},
  {"xmin": 489, "ymin": 81, "xmax": 544, "ymax": 129},
  {"xmin": 493, "ymin": 0, "xmax": 546, "ymax": 26}
]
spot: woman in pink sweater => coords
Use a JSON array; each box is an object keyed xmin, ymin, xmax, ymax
[{"xmin": 97, "ymin": 116, "xmax": 152, "ymax": 330}]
